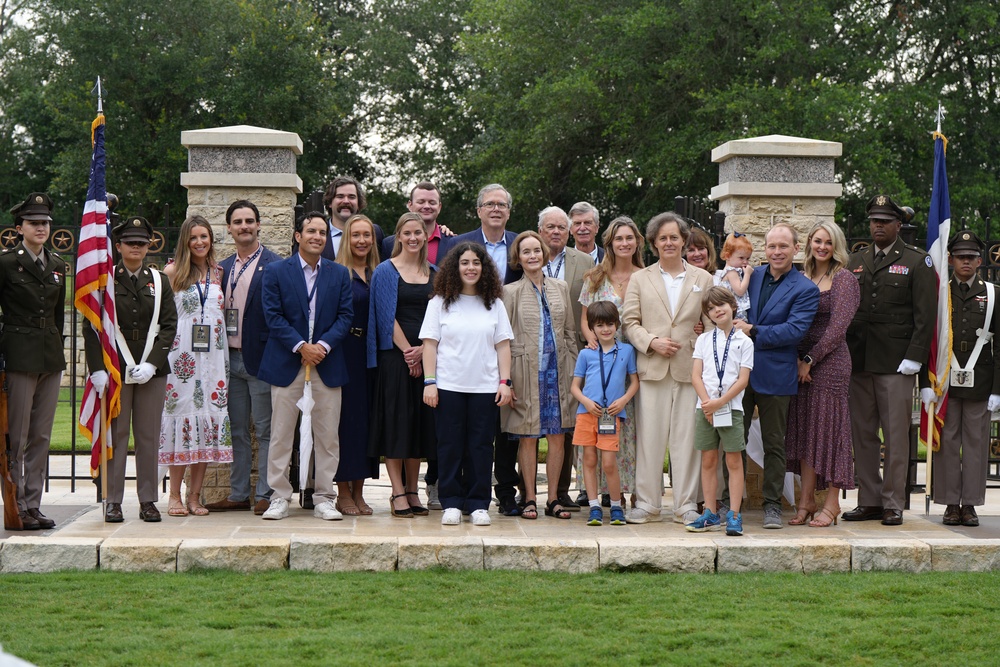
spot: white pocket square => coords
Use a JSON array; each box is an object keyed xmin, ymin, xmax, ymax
[{"xmin": 692, "ymin": 285, "xmax": 703, "ymax": 292}]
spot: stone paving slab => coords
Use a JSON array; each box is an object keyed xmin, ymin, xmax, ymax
[
  {"xmin": 177, "ymin": 538, "xmax": 289, "ymax": 572},
  {"xmin": 483, "ymin": 538, "xmax": 599, "ymax": 572},
  {"xmin": 1, "ymin": 537, "xmax": 102, "ymax": 573},
  {"xmin": 290, "ymin": 536, "xmax": 397, "ymax": 572},
  {"xmin": 850, "ymin": 539, "xmax": 932, "ymax": 573},
  {"xmin": 598, "ymin": 537, "xmax": 716, "ymax": 573},
  {"xmin": 100, "ymin": 538, "xmax": 182, "ymax": 573}
]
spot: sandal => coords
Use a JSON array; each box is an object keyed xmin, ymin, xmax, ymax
[
  {"xmin": 167, "ymin": 495, "xmax": 188, "ymax": 517},
  {"xmin": 789, "ymin": 504, "xmax": 816, "ymax": 526},
  {"xmin": 809, "ymin": 507, "xmax": 840, "ymax": 528},
  {"xmin": 405, "ymin": 491, "xmax": 429, "ymax": 516},
  {"xmin": 390, "ymin": 493, "xmax": 413, "ymax": 518},
  {"xmin": 545, "ymin": 499, "xmax": 571, "ymax": 520},
  {"xmin": 186, "ymin": 495, "xmax": 210, "ymax": 516},
  {"xmin": 336, "ymin": 498, "xmax": 360, "ymax": 516},
  {"xmin": 354, "ymin": 497, "xmax": 373, "ymax": 516},
  {"xmin": 521, "ymin": 500, "xmax": 537, "ymax": 520}
]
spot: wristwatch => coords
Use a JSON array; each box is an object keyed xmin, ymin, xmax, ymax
[
  {"xmin": 802, "ymin": 354, "xmax": 814, "ymax": 365},
  {"xmin": 499, "ymin": 379, "xmax": 512, "ymax": 386}
]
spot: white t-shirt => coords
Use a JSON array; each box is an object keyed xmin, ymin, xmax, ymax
[
  {"xmin": 692, "ymin": 328, "xmax": 754, "ymax": 411},
  {"xmin": 419, "ymin": 294, "xmax": 514, "ymax": 393}
]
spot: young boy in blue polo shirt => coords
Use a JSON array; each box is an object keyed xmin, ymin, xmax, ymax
[
  {"xmin": 570, "ymin": 301, "xmax": 639, "ymax": 526},
  {"xmin": 688, "ymin": 287, "xmax": 754, "ymax": 536}
]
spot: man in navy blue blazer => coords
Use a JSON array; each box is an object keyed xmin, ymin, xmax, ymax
[
  {"xmin": 732, "ymin": 223, "xmax": 819, "ymax": 528},
  {"xmin": 452, "ymin": 183, "xmax": 523, "ymax": 286},
  {"xmin": 258, "ymin": 211, "xmax": 353, "ymax": 521},
  {"xmin": 381, "ymin": 181, "xmax": 459, "ymax": 266},
  {"xmin": 292, "ymin": 176, "xmax": 387, "ymax": 261},
  {"xmin": 206, "ymin": 201, "xmax": 283, "ymax": 515}
]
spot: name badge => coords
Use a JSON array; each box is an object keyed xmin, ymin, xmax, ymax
[
  {"xmin": 713, "ymin": 403, "xmax": 733, "ymax": 428},
  {"xmin": 191, "ymin": 324, "xmax": 211, "ymax": 353},
  {"xmin": 225, "ymin": 308, "xmax": 240, "ymax": 336},
  {"xmin": 951, "ymin": 368, "xmax": 975, "ymax": 388},
  {"xmin": 598, "ymin": 409, "xmax": 617, "ymax": 435}
]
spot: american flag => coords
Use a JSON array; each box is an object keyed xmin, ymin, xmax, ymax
[
  {"xmin": 918, "ymin": 125, "xmax": 952, "ymax": 453},
  {"xmin": 75, "ymin": 112, "xmax": 122, "ymax": 475}
]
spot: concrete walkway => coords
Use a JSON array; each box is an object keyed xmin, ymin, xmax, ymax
[{"xmin": 2, "ymin": 457, "xmax": 999, "ymax": 573}]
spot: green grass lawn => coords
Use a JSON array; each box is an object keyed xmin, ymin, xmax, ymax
[{"xmin": 0, "ymin": 570, "xmax": 996, "ymax": 666}]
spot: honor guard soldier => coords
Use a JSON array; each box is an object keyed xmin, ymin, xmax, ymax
[
  {"xmin": 844, "ymin": 194, "xmax": 937, "ymax": 525},
  {"xmin": 0, "ymin": 193, "xmax": 68, "ymax": 530},
  {"xmin": 919, "ymin": 230, "xmax": 999, "ymax": 527},
  {"xmin": 84, "ymin": 216, "xmax": 177, "ymax": 522}
]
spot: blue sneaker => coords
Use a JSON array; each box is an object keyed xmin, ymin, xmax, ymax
[
  {"xmin": 726, "ymin": 510, "xmax": 743, "ymax": 536},
  {"xmin": 685, "ymin": 509, "xmax": 721, "ymax": 532},
  {"xmin": 587, "ymin": 507, "xmax": 604, "ymax": 526},
  {"xmin": 609, "ymin": 506, "xmax": 626, "ymax": 525}
]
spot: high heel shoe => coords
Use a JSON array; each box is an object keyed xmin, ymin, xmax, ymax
[
  {"xmin": 788, "ymin": 505, "xmax": 816, "ymax": 526},
  {"xmin": 405, "ymin": 491, "xmax": 429, "ymax": 516},
  {"xmin": 809, "ymin": 507, "xmax": 839, "ymax": 527},
  {"xmin": 390, "ymin": 494, "xmax": 413, "ymax": 518}
]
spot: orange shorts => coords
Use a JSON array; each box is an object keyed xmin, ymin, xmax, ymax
[{"xmin": 572, "ymin": 412, "xmax": 620, "ymax": 452}]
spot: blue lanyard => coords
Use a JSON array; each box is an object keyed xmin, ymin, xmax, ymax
[
  {"xmin": 193, "ymin": 270, "xmax": 211, "ymax": 323},
  {"xmin": 228, "ymin": 244, "xmax": 263, "ymax": 307},
  {"xmin": 598, "ymin": 342, "xmax": 619, "ymax": 407},
  {"xmin": 546, "ymin": 252, "xmax": 565, "ymax": 279},
  {"xmin": 304, "ymin": 260, "xmax": 321, "ymax": 336},
  {"xmin": 713, "ymin": 328, "xmax": 735, "ymax": 397}
]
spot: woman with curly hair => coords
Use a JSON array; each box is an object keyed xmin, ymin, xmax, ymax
[
  {"xmin": 159, "ymin": 215, "xmax": 233, "ymax": 517},
  {"xmin": 420, "ymin": 242, "xmax": 513, "ymax": 525}
]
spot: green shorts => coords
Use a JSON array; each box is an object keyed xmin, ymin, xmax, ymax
[{"xmin": 694, "ymin": 408, "xmax": 746, "ymax": 453}]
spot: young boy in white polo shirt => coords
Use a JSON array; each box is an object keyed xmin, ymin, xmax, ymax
[{"xmin": 688, "ymin": 287, "xmax": 754, "ymax": 536}]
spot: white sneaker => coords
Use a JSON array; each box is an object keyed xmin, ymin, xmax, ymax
[
  {"xmin": 426, "ymin": 482, "xmax": 443, "ymax": 510},
  {"xmin": 678, "ymin": 509, "xmax": 701, "ymax": 525},
  {"xmin": 625, "ymin": 507, "xmax": 662, "ymax": 524},
  {"xmin": 470, "ymin": 509, "xmax": 491, "ymax": 526},
  {"xmin": 441, "ymin": 508, "xmax": 462, "ymax": 525},
  {"xmin": 262, "ymin": 497, "xmax": 289, "ymax": 520},
  {"xmin": 314, "ymin": 501, "xmax": 343, "ymax": 521}
]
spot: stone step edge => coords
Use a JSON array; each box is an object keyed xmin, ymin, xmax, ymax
[{"xmin": 2, "ymin": 536, "xmax": 999, "ymax": 574}]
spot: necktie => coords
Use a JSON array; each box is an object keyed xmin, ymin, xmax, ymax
[
  {"xmin": 875, "ymin": 250, "xmax": 885, "ymax": 264},
  {"xmin": 960, "ymin": 282, "xmax": 970, "ymax": 296},
  {"xmin": 131, "ymin": 274, "xmax": 139, "ymax": 290}
]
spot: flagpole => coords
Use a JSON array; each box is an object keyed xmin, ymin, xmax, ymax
[
  {"xmin": 926, "ymin": 401, "xmax": 934, "ymax": 514},
  {"xmin": 99, "ymin": 392, "xmax": 108, "ymax": 508}
]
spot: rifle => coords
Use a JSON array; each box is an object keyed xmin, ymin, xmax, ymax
[{"xmin": 0, "ymin": 364, "xmax": 23, "ymax": 531}]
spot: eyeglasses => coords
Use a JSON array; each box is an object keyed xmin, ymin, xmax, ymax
[{"xmin": 479, "ymin": 201, "xmax": 509, "ymax": 210}]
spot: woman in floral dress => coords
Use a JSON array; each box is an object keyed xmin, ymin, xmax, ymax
[
  {"xmin": 160, "ymin": 215, "xmax": 232, "ymax": 517},
  {"xmin": 576, "ymin": 216, "xmax": 644, "ymax": 506}
]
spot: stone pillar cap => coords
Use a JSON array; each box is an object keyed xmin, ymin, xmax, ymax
[
  {"xmin": 712, "ymin": 134, "xmax": 842, "ymax": 163},
  {"xmin": 181, "ymin": 125, "xmax": 303, "ymax": 155}
]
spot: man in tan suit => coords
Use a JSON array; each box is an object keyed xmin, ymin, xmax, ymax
[
  {"xmin": 623, "ymin": 212, "xmax": 714, "ymax": 524},
  {"xmin": 537, "ymin": 205, "xmax": 593, "ymax": 510}
]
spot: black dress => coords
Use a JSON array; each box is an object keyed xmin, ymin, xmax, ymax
[
  {"xmin": 334, "ymin": 270, "xmax": 379, "ymax": 481},
  {"xmin": 368, "ymin": 277, "xmax": 437, "ymax": 459}
]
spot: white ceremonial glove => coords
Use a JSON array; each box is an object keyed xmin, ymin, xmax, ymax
[
  {"xmin": 989, "ymin": 395, "xmax": 1000, "ymax": 413},
  {"xmin": 90, "ymin": 371, "xmax": 109, "ymax": 397},
  {"xmin": 130, "ymin": 363, "xmax": 157, "ymax": 385},
  {"xmin": 920, "ymin": 388, "xmax": 937, "ymax": 410},
  {"xmin": 897, "ymin": 359, "xmax": 921, "ymax": 375}
]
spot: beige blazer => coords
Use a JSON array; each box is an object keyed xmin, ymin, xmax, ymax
[
  {"xmin": 562, "ymin": 246, "xmax": 595, "ymax": 349},
  {"xmin": 622, "ymin": 262, "xmax": 714, "ymax": 383},
  {"xmin": 501, "ymin": 276, "xmax": 579, "ymax": 435}
]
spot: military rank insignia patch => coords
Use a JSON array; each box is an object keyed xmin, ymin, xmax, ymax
[{"xmin": 925, "ymin": 256, "xmax": 933, "ymax": 267}]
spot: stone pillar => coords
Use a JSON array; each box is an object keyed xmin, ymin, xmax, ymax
[
  {"xmin": 710, "ymin": 134, "xmax": 842, "ymax": 262},
  {"xmin": 181, "ymin": 125, "xmax": 303, "ymax": 259},
  {"xmin": 180, "ymin": 125, "xmax": 303, "ymax": 504}
]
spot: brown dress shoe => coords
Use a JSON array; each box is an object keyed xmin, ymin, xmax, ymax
[
  {"xmin": 253, "ymin": 499, "xmax": 270, "ymax": 516},
  {"xmin": 105, "ymin": 503, "xmax": 124, "ymax": 523},
  {"xmin": 139, "ymin": 502, "xmax": 162, "ymax": 523},
  {"xmin": 942, "ymin": 505, "xmax": 961, "ymax": 526},
  {"xmin": 26, "ymin": 508, "xmax": 55, "ymax": 529},
  {"xmin": 881, "ymin": 509, "xmax": 903, "ymax": 526},
  {"xmin": 204, "ymin": 498, "xmax": 251, "ymax": 511},
  {"xmin": 842, "ymin": 506, "xmax": 884, "ymax": 521},
  {"xmin": 16, "ymin": 511, "xmax": 41, "ymax": 531},
  {"xmin": 961, "ymin": 505, "xmax": 979, "ymax": 527}
]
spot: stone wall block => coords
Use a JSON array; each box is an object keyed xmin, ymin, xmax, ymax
[
  {"xmin": 397, "ymin": 537, "xmax": 483, "ymax": 571},
  {"xmin": 0, "ymin": 537, "xmax": 101, "ymax": 573},
  {"xmin": 598, "ymin": 538, "xmax": 716, "ymax": 573},
  {"xmin": 793, "ymin": 198, "xmax": 837, "ymax": 216},
  {"xmin": 290, "ymin": 537, "xmax": 397, "ymax": 572},
  {"xmin": 716, "ymin": 539, "xmax": 802, "ymax": 573},
  {"xmin": 850, "ymin": 539, "xmax": 931, "ymax": 573},
  {"xmin": 483, "ymin": 538, "xmax": 599, "ymax": 572},
  {"xmin": 748, "ymin": 198, "xmax": 794, "ymax": 215},
  {"xmin": 177, "ymin": 538, "xmax": 288, "ymax": 572},
  {"xmin": 100, "ymin": 538, "xmax": 181, "ymax": 573},
  {"xmin": 926, "ymin": 539, "xmax": 1000, "ymax": 572},
  {"xmin": 799, "ymin": 539, "xmax": 852, "ymax": 574}
]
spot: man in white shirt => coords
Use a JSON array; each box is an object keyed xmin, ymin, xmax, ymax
[{"xmin": 569, "ymin": 201, "xmax": 604, "ymax": 263}]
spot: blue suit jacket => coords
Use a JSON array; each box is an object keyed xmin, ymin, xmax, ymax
[
  {"xmin": 257, "ymin": 255, "xmax": 353, "ymax": 388},
  {"xmin": 746, "ymin": 265, "xmax": 820, "ymax": 395},
  {"xmin": 452, "ymin": 228, "xmax": 523, "ymax": 285},
  {"xmin": 219, "ymin": 245, "xmax": 282, "ymax": 377},
  {"xmin": 382, "ymin": 226, "xmax": 459, "ymax": 266}
]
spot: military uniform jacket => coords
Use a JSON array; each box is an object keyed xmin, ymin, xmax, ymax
[
  {"xmin": 846, "ymin": 237, "xmax": 937, "ymax": 374},
  {"xmin": 83, "ymin": 262, "xmax": 177, "ymax": 377},
  {"xmin": 919, "ymin": 276, "xmax": 1000, "ymax": 401},
  {"xmin": 0, "ymin": 242, "xmax": 68, "ymax": 373}
]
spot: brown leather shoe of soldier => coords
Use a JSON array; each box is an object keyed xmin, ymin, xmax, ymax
[
  {"xmin": 961, "ymin": 505, "xmax": 979, "ymax": 527},
  {"xmin": 942, "ymin": 505, "xmax": 961, "ymax": 526}
]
